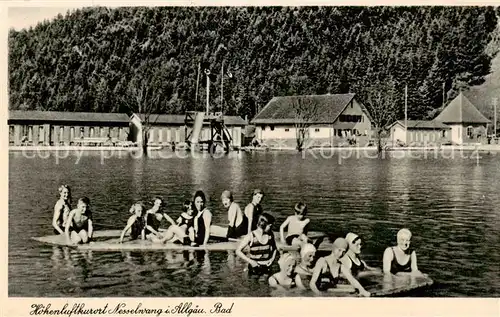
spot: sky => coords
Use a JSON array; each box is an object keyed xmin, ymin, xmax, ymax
[{"xmin": 8, "ymin": 7, "xmax": 83, "ymax": 31}]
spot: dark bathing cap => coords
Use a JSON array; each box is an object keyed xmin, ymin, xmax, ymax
[{"xmin": 253, "ymin": 189, "xmax": 264, "ymax": 195}]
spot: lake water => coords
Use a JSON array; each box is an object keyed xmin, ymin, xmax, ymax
[{"xmin": 8, "ymin": 149, "xmax": 500, "ymax": 297}]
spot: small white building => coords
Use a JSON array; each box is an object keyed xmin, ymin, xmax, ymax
[
  {"xmin": 251, "ymin": 94, "xmax": 374, "ymax": 148},
  {"xmin": 388, "ymin": 120, "xmax": 451, "ymax": 146},
  {"xmin": 434, "ymin": 92, "xmax": 490, "ymax": 144}
]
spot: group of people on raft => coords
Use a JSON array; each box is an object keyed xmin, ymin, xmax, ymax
[{"xmin": 52, "ymin": 185, "xmax": 426, "ymax": 296}]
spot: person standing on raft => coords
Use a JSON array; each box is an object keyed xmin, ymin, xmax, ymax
[
  {"xmin": 244, "ymin": 189, "xmax": 264, "ymax": 235},
  {"xmin": 236, "ymin": 213, "xmax": 277, "ymax": 276},
  {"xmin": 52, "ymin": 185, "xmax": 72, "ymax": 235},
  {"xmin": 221, "ymin": 190, "xmax": 248, "ymax": 239}
]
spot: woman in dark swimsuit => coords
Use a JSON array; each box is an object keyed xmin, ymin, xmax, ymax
[
  {"xmin": 193, "ymin": 191, "xmax": 212, "ymax": 246},
  {"xmin": 269, "ymin": 253, "xmax": 305, "ymax": 290},
  {"xmin": 341, "ymin": 232, "xmax": 380, "ymax": 277},
  {"xmin": 383, "ymin": 228, "xmax": 424, "ymax": 276},
  {"xmin": 310, "ymin": 238, "xmax": 370, "ymax": 297},
  {"xmin": 221, "ymin": 190, "xmax": 248, "ymax": 239},
  {"xmin": 52, "ymin": 185, "xmax": 72, "ymax": 235},
  {"xmin": 65, "ymin": 197, "xmax": 93, "ymax": 244},
  {"xmin": 120, "ymin": 202, "xmax": 146, "ymax": 242}
]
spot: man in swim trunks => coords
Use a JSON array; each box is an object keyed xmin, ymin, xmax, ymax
[
  {"xmin": 280, "ymin": 202, "xmax": 310, "ymax": 247},
  {"xmin": 244, "ymin": 189, "xmax": 264, "ymax": 235},
  {"xmin": 221, "ymin": 190, "xmax": 248, "ymax": 239}
]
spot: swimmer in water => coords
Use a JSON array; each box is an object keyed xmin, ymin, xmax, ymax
[
  {"xmin": 65, "ymin": 197, "xmax": 93, "ymax": 244},
  {"xmin": 295, "ymin": 243, "xmax": 317, "ymax": 277},
  {"xmin": 52, "ymin": 185, "xmax": 72, "ymax": 235},
  {"xmin": 341, "ymin": 233, "xmax": 380, "ymax": 278},
  {"xmin": 221, "ymin": 190, "xmax": 248, "ymax": 239},
  {"xmin": 236, "ymin": 213, "xmax": 277, "ymax": 276},
  {"xmin": 310, "ymin": 238, "xmax": 370, "ymax": 297},
  {"xmin": 120, "ymin": 202, "xmax": 146, "ymax": 243},
  {"xmin": 269, "ymin": 253, "xmax": 305, "ymax": 290},
  {"xmin": 383, "ymin": 228, "xmax": 424, "ymax": 276},
  {"xmin": 280, "ymin": 202, "xmax": 310, "ymax": 247}
]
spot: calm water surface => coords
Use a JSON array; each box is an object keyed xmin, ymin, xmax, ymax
[{"xmin": 8, "ymin": 150, "xmax": 500, "ymax": 297}]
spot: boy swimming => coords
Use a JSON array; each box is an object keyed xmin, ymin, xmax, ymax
[
  {"xmin": 280, "ymin": 202, "xmax": 310, "ymax": 247},
  {"xmin": 65, "ymin": 197, "xmax": 93, "ymax": 244}
]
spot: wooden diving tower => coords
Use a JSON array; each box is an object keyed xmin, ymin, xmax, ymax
[{"xmin": 185, "ymin": 111, "xmax": 233, "ymax": 154}]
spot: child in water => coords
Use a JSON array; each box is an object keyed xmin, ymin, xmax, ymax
[
  {"xmin": 120, "ymin": 202, "xmax": 146, "ymax": 243},
  {"xmin": 236, "ymin": 213, "xmax": 277, "ymax": 276},
  {"xmin": 268, "ymin": 253, "xmax": 305, "ymax": 290},
  {"xmin": 280, "ymin": 202, "xmax": 310, "ymax": 247},
  {"xmin": 176, "ymin": 200, "xmax": 197, "ymax": 246}
]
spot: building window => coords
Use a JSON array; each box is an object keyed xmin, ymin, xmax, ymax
[
  {"xmin": 270, "ymin": 125, "xmax": 275, "ymax": 131},
  {"xmin": 284, "ymin": 128, "xmax": 290, "ymax": 132},
  {"xmin": 39, "ymin": 126, "xmax": 44, "ymax": 143},
  {"xmin": 80, "ymin": 127, "xmax": 85, "ymax": 138},
  {"xmin": 337, "ymin": 129, "xmax": 343, "ymax": 137},
  {"xmin": 314, "ymin": 128, "xmax": 320, "ymax": 132},
  {"xmin": 467, "ymin": 126, "xmax": 474, "ymax": 139},
  {"xmin": 90, "ymin": 127, "xmax": 95, "ymax": 137},
  {"xmin": 442, "ymin": 130, "xmax": 446, "ymax": 138},
  {"xmin": 339, "ymin": 115, "xmax": 362, "ymax": 123}
]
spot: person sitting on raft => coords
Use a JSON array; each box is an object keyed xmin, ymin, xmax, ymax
[
  {"xmin": 341, "ymin": 232, "xmax": 380, "ymax": 278},
  {"xmin": 175, "ymin": 200, "xmax": 197, "ymax": 246},
  {"xmin": 65, "ymin": 197, "xmax": 93, "ymax": 244},
  {"xmin": 383, "ymin": 228, "xmax": 424, "ymax": 276},
  {"xmin": 268, "ymin": 253, "xmax": 305, "ymax": 290},
  {"xmin": 310, "ymin": 238, "xmax": 370, "ymax": 297},
  {"xmin": 295, "ymin": 243, "xmax": 317, "ymax": 277},
  {"xmin": 244, "ymin": 189, "xmax": 264, "ymax": 235},
  {"xmin": 144, "ymin": 197, "xmax": 177, "ymax": 241},
  {"xmin": 193, "ymin": 190, "xmax": 213, "ymax": 246},
  {"xmin": 120, "ymin": 202, "xmax": 146, "ymax": 243},
  {"xmin": 236, "ymin": 213, "xmax": 277, "ymax": 276},
  {"xmin": 280, "ymin": 202, "xmax": 310, "ymax": 247},
  {"xmin": 221, "ymin": 190, "xmax": 248, "ymax": 239},
  {"xmin": 53, "ymin": 185, "xmax": 72, "ymax": 235}
]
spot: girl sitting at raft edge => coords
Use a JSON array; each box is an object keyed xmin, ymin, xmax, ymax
[
  {"xmin": 53, "ymin": 185, "xmax": 72, "ymax": 235},
  {"xmin": 193, "ymin": 190, "xmax": 213, "ymax": 246},
  {"xmin": 309, "ymin": 237, "xmax": 370, "ymax": 297},
  {"xmin": 144, "ymin": 197, "xmax": 177, "ymax": 241},
  {"xmin": 341, "ymin": 232, "xmax": 381, "ymax": 278},
  {"xmin": 268, "ymin": 253, "xmax": 305, "ymax": 290},
  {"xmin": 383, "ymin": 228, "xmax": 425, "ymax": 276},
  {"xmin": 221, "ymin": 190, "xmax": 248, "ymax": 239},
  {"xmin": 154, "ymin": 200, "xmax": 196, "ymax": 245},
  {"xmin": 236, "ymin": 213, "xmax": 277, "ymax": 277},
  {"xmin": 65, "ymin": 197, "xmax": 93, "ymax": 245},
  {"xmin": 120, "ymin": 202, "xmax": 146, "ymax": 243}
]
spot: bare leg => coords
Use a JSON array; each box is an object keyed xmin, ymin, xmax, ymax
[
  {"xmin": 79, "ymin": 230, "xmax": 89, "ymax": 243},
  {"xmin": 70, "ymin": 231, "xmax": 82, "ymax": 244}
]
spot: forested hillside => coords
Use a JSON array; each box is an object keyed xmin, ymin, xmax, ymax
[{"xmin": 8, "ymin": 6, "xmax": 499, "ymax": 127}]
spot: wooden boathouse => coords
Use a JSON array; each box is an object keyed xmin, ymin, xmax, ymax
[{"xmin": 8, "ymin": 110, "xmax": 130, "ymax": 146}]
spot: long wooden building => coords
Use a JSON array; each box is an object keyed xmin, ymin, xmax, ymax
[{"xmin": 8, "ymin": 110, "xmax": 130, "ymax": 146}]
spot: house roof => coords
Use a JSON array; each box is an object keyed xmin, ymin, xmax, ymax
[
  {"xmin": 389, "ymin": 120, "xmax": 451, "ymax": 130},
  {"xmin": 133, "ymin": 113, "xmax": 247, "ymax": 126},
  {"xmin": 434, "ymin": 92, "xmax": 491, "ymax": 124},
  {"xmin": 8, "ymin": 110, "xmax": 130, "ymax": 123},
  {"xmin": 251, "ymin": 93, "xmax": 365, "ymax": 124}
]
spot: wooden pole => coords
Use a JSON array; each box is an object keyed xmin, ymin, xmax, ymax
[
  {"xmin": 195, "ymin": 63, "xmax": 201, "ymax": 105},
  {"xmin": 494, "ymin": 97, "xmax": 498, "ymax": 137},
  {"xmin": 206, "ymin": 70, "xmax": 210, "ymax": 116},
  {"xmin": 221, "ymin": 61, "xmax": 224, "ymax": 115},
  {"xmin": 405, "ymin": 84, "xmax": 408, "ymax": 143}
]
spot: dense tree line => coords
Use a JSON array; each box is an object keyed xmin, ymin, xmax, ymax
[{"xmin": 8, "ymin": 6, "xmax": 499, "ymax": 127}]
